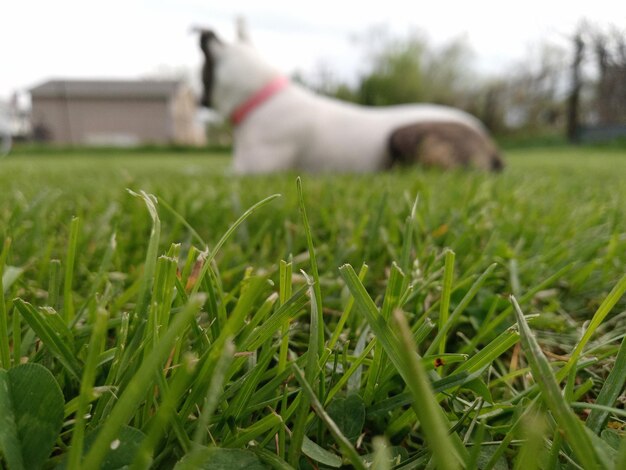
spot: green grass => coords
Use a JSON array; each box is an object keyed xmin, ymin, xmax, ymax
[{"xmin": 0, "ymin": 146, "xmax": 625, "ymax": 469}]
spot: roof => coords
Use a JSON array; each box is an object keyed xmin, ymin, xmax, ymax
[{"xmin": 30, "ymin": 79, "xmax": 183, "ymax": 99}]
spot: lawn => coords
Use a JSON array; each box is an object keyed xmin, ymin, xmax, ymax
[{"xmin": 0, "ymin": 146, "xmax": 625, "ymax": 469}]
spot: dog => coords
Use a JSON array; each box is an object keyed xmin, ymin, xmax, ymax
[{"xmin": 198, "ymin": 28, "xmax": 503, "ymax": 174}]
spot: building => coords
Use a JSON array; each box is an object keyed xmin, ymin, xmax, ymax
[{"xmin": 29, "ymin": 79, "xmax": 206, "ymax": 146}]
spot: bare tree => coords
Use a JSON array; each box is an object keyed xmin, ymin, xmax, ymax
[
  {"xmin": 593, "ymin": 28, "xmax": 626, "ymax": 124},
  {"xmin": 567, "ymin": 33, "xmax": 585, "ymax": 142}
]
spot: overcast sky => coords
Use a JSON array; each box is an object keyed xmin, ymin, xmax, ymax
[{"xmin": 2, "ymin": 0, "xmax": 624, "ymax": 102}]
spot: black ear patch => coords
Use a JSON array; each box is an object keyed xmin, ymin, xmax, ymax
[
  {"xmin": 388, "ymin": 121, "xmax": 504, "ymax": 171},
  {"xmin": 198, "ymin": 30, "xmax": 221, "ymax": 108}
]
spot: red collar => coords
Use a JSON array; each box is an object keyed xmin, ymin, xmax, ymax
[{"xmin": 230, "ymin": 76, "xmax": 289, "ymax": 126}]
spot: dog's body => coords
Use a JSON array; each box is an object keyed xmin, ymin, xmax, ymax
[{"xmin": 200, "ymin": 32, "xmax": 503, "ymax": 173}]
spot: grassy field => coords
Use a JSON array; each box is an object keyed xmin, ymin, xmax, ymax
[{"xmin": 0, "ymin": 146, "xmax": 625, "ymax": 469}]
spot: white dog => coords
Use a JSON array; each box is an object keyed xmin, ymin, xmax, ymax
[{"xmin": 199, "ymin": 29, "xmax": 503, "ymax": 174}]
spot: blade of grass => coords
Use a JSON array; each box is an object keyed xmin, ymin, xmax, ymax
[
  {"xmin": 364, "ymin": 262, "xmax": 404, "ymax": 405},
  {"xmin": 483, "ymin": 399, "xmax": 537, "ymax": 470},
  {"xmin": 426, "ymin": 262, "xmax": 498, "ymax": 356},
  {"xmin": 347, "ymin": 326, "xmax": 371, "ymax": 392},
  {"xmin": 277, "ymin": 259, "xmax": 293, "ymax": 374},
  {"xmin": 189, "ymin": 194, "xmax": 281, "ymax": 298},
  {"xmin": 367, "ymin": 368, "xmax": 483, "ymax": 425},
  {"xmin": 13, "ymin": 299, "xmax": 81, "ymax": 379},
  {"xmin": 455, "ymin": 327, "xmax": 520, "ymax": 374},
  {"xmin": 338, "ymin": 264, "xmax": 405, "ymax": 374},
  {"xmin": 90, "ymin": 312, "xmax": 130, "ymax": 424},
  {"xmin": 510, "ymin": 295, "xmax": 602, "ymax": 469},
  {"xmin": 223, "ymin": 413, "xmax": 283, "ymax": 448},
  {"xmin": 392, "ymin": 310, "xmax": 462, "ymax": 470},
  {"xmin": 237, "ymin": 291, "xmax": 278, "ymax": 346},
  {"xmin": 180, "ymin": 276, "xmax": 268, "ymax": 419},
  {"xmin": 466, "ymin": 421, "xmax": 487, "ymax": 470},
  {"xmin": 192, "ymin": 339, "xmax": 234, "ymax": 447},
  {"xmin": 287, "ymin": 271, "xmax": 320, "ymax": 467},
  {"xmin": 257, "ymin": 391, "xmax": 303, "ymax": 451},
  {"xmin": 586, "ymin": 333, "xmax": 626, "ymax": 434},
  {"xmin": 328, "ymin": 263, "xmax": 368, "ymax": 351},
  {"xmin": 72, "ymin": 233, "xmax": 117, "ymax": 326},
  {"xmin": 158, "ymin": 196, "xmax": 208, "ymax": 249},
  {"xmin": 130, "ymin": 352, "xmax": 198, "ymax": 470},
  {"xmin": 399, "ymin": 195, "xmax": 418, "ymax": 281},
  {"xmin": 324, "ymin": 339, "xmax": 377, "ymax": 406},
  {"xmin": 339, "ymin": 264, "xmax": 468, "ymax": 462},
  {"xmin": 296, "ymin": 177, "xmax": 324, "ymax": 356},
  {"xmin": 465, "ymin": 264, "xmax": 572, "ymax": 352},
  {"xmin": 47, "ymin": 259, "xmax": 61, "ymax": 311},
  {"xmin": 277, "ymin": 261, "xmax": 293, "ymax": 459},
  {"xmin": 240, "ymin": 286, "xmax": 308, "ymax": 351},
  {"xmin": 226, "ymin": 344, "xmax": 276, "ymax": 423},
  {"xmin": 616, "ymin": 433, "xmax": 626, "ymax": 470},
  {"xmin": 63, "ymin": 216, "xmax": 80, "ymax": 323},
  {"xmin": 292, "ymin": 364, "xmax": 366, "ymax": 470},
  {"xmin": 127, "ymin": 190, "xmax": 160, "ymax": 323},
  {"xmin": 180, "ymin": 275, "xmax": 268, "ymax": 421},
  {"xmin": 513, "ymin": 409, "xmax": 547, "ymax": 470},
  {"xmin": 438, "ymin": 249, "xmax": 455, "ymax": 355},
  {"xmin": 82, "ymin": 294, "xmax": 204, "ymax": 470},
  {"xmin": 2, "ymin": 265, "xmax": 24, "ymax": 295},
  {"xmin": 545, "ymin": 426, "xmax": 563, "ymax": 470},
  {"xmin": 371, "ymin": 436, "xmax": 392, "ymax": 470},
  {"xmin": 12, "ymin": 305, "xmax": 20, "ymax": 367},
  {"xmin": 363, "ymin": 191, "xmax": 387, "ymax": 262},
  {"xmin": 67, "ymin": 307, "xmax": 109, "ymax": 470},
  {"xmin": 571, "ymin": 402, "xmax": 626, "ymax": 419},
  {"xmin": 558, "ymin": 273, "xmax": 626, "ymax": 382},
  {"xmin": 414, "ymin": 317, "xmax": 435, "ymax": 346},
  {"xmin": 242, "ymin": 351, "xmax": 326, "ymax": 412}
]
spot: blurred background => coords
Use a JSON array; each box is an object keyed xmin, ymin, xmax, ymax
[{"xmin": 2, "ymin": 0, "xmax": 625, "ymax": 151}]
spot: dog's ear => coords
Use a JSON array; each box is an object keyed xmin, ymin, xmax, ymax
[
  {"xmin": 199, "ymin": 29, "xmax": 221, "ymax": 55},
  {"xmin": 236, "ymin": 16, "xmax": 251, "ymax": 43},
  {"xmin": 198, "ymin": 29, "xmax": 221, "ymax": 108}
]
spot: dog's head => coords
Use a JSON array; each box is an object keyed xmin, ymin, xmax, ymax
[{"xmin": 196, "ymin": 25, "xmax": 281, "ymax": 116}]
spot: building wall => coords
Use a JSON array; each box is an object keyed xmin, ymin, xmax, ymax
[
  {"xmin": 31, "ymin": 97, "xmax": 69, "ymax": 142},
  {"xmin": 32, "ymin": 96, "xmax": 172, "ymax": 145}
]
